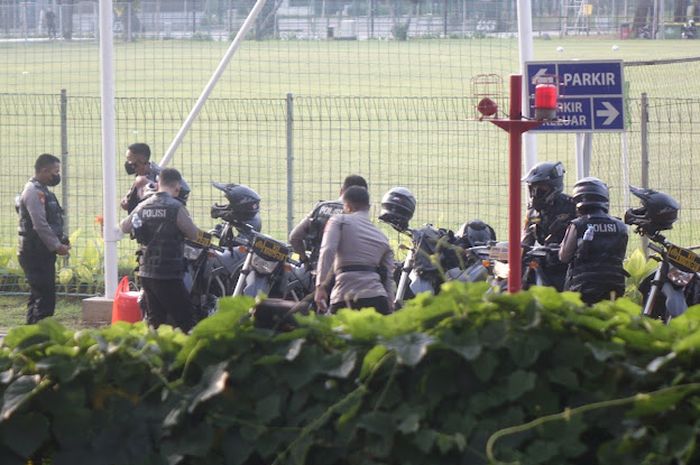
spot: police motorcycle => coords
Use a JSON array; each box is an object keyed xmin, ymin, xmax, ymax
[
  {"xmin": 181, "ymin": 182, "xmax": 264, "ymax": 317},
  {"xmin": 443, "ymin": 220, "xmax": 498, "ymax": 283},
  {"xmin": 379, "ymin": 187, "xmax": 471, "ymax": 306},
  {"xmin": 624, "ymin": 186, "xmax": 700, "ymax": 323},
  {"xmin": 473, "ymin": 241, "xmax": 562, "ymax": 292}
]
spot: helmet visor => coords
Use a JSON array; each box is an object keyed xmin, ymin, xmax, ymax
[{"xmin": 529, "ymin": 183, "xmax": 552, "ymax": 200}]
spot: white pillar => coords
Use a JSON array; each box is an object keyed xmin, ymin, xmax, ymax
[
  {"xmin": 99, "ymin": 0, "xmax": 118, "ymax": 298},
  {"xmin": 517, "ymin": 0, "xmax": 538, "ymax": 173}
]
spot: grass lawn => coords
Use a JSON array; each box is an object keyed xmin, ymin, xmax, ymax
[{"xmin": 0, "ymin": 295, "xmax": 85, "ymax": 331}]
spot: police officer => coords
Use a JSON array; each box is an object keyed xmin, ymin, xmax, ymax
[
  {"xmin": 522, "ymin": 161, "xmax": 576, "ymax": 291},
  {"xmin": 121, "ymin": 143, "xmax": 161, "ymax": 213},
  {"xmin": 314, "ymin": 186, "xmax": 395, "ymax": 315},
  {"xmin": 559, "ymin": 177, "xmax": 628, "ymax": 305},
  {"xmin": 17, "ymin": 154, "xmax": 70, "ymax": 324},
  {"xmin": 120, "ymin": 168, "xmax": 206, "ymax": 331},
  {"xmin": 289, "ymin": 174, "xmax": 368, "ymax": 268}
]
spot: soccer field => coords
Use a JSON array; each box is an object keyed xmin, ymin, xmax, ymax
[{"xmin": 1, "ymin": 36, "xmax": 698, "ymax": 284}]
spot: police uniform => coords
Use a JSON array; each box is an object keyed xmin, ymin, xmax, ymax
[
  {"xmin": 120, "ymin": 191, "xmax": 202, "ymax": 331},
  {"xmin": 122, "ymin": 161, "xmax": 191, "ymax": 213},
  {"xmin": 522, "ymin": 193, "xmax": 577, "ymax": 291},
  {"xmin": 559, "ymin": 212, "xmax": 628, "ymax": 305},
  {"xmin": 315, "ymin": 210, "xmax": 395, "ymax": 314},
  {"xmin": 289, "ymin": 199, "xmax": 344, "ymax": 267},
  {"xmin": 17, "ymin": 178, "xmax": 65, "ymax": 323}
]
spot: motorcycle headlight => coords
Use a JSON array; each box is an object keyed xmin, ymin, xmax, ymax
[
  {"xmin": 668, "ymin": 267, "xmax": 693, "ymax": 287},
  {"xmin": 184, "ymin": 243, "xmax": 204, "ymax": 261},
  {"xmin": 493, "ymin": 261, "xmax": 510, "ymax": 280},
  {"xmin": 251, "ymin": 254, "xmax": 280, "ymax": 274}
]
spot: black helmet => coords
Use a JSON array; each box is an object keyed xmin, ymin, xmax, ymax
[
  {"xmin": 624, "ymin": 186, "xmax": 679, "ymax": 233},
  {"xmin": 522, "ymin": 161, "xmax": 565, "ymax": 210},
  {"xmin": 456, "ymin": 220, "xmax": 496, "ymax": 247},
  {"xmin": 378, "ymin": 187, "xmax": 416, "ymax": 231},
  {"xmin": 211, "ymin": 182, "xmax": 261, "ymax": 222},
  {"xmin": 572, "ymin": 177, "xmax": 609, "ymax": 213}
]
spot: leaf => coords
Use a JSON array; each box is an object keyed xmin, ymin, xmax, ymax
[
  {"xmin": 385, "ymin": 332, "xmax": 434, "ymax": 366},
  {"xmin": 57, "ymin": 267, "xmax": 74, "ymax": 285},
  {"xmin": 629, "ymin": 386, "xmax": 699, "ymax": 417},
  {"xmin": 323, "ymin": 349, "xmax": 357, "ymax": 379},
  {"xmin": 256, "ymin": 393, "xmax": 282, "ymax": 423},
  {"xmin": 359, "ymin": 345, "xmax": 388, "ymax": 381},
  {"xmin": 357, "ymin": 411, "xmax": 395, "ymax": 438},
  {"xmin": 547, "ymin": 366, "xmax": 579, "ymax": 389},
  {"xmin": 285, "ymin": 338, "xmax": 305, "ymax": 361},
  {"xmin": 0, "ymin": 412, "xmax": 50, "ymax": 458},
  {"xmin": 221, "ymin": 430, "xmax": 253, "ymax": 465},
  {"xmin": 1, "ymin": 375, "xmax": 43, "ymax": 420},
  {"xmin": 471, "ymin": 351, "xmax": 498, "ymax": 382},
  {"xmin": 506, "ymin": 370, "xmax": 536, "ymax": 401},
  {"xmin": 441, "ymin": 329, "xmax": 481, "ymax": 361},
  {"xmin": 397, "ymin": 412, "xmax": 421, "ymax": 434},
  {"xmin": 188, "ymin": 362, "xmax": 229, "ymax": 413},
  {"xmin": 414, "ymin": 429, "xmax": 437, "ymax": 453},
  {"xmin": 585, "ymin": 340, "xmax": 624, "ymax": 362}
]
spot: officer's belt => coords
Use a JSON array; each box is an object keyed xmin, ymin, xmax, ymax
[{"xmin": 337, "ymin": 265, "xmax": 382, "ymax": 275}]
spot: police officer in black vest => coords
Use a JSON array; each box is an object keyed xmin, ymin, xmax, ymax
[
  {"xmin": 288, "ymin": 174, "xmax": 368, "ymax": 268},
  {"xmin": 559, "ymin": 177, "xmax": 629, "ymax": 305},
  {"xmin": 120, "ymin": 168, "xmax": 206, "ymax": 332},
  {"xmin": 522, "ymin": 161, "xmax": 577, "ymax": 291},
  {"xmin": 17, "ymin": 154, "xmax": 71, "ymax": 324}
]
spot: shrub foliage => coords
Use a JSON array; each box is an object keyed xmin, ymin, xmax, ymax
[{"xmin": 1, "ymin": 283, "xmax": 700, "ymax": 465}]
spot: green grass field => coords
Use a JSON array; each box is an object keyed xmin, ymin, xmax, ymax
[{"xmin": 0, "ymin": 36, "xmax": 698, "ymax": 294}]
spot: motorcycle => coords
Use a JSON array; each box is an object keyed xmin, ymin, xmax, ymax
[
  {"xmin": 637, "ymin": 236, "xmax": 700, "ymax": 323},
  {"xmin": 391, "ymin": 224, "xmax": 467, "ymax": 306},
  {"xmin": 474, "ymin": 242, "xmax": 561, "ymax": 292},
  {"xmin": 231, "ymin": 222, "xmax": 297, "ymax": 299}
]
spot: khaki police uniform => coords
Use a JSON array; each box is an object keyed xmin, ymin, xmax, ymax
[{"xmin": 315, "ymin": 210, "xmax": 395, "ymax": 313}]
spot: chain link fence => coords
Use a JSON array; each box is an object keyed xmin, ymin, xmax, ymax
[{"xmin": 1, "ymin": 91, "xmax": 698, "ymax": 294}]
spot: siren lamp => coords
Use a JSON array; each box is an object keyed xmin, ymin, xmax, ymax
[{"xmin": 534, "ymin": 83, "xmax": 557, "ymax": 121}]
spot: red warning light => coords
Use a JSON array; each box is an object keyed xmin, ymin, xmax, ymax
[{"xmin": 534, "ymin": 84, "xmax": 557, "ymax": 121}]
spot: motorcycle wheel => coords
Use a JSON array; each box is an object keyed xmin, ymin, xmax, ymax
[{"xmin": 198, "ymin": 275, "xmax": 227, "ymax": 319}]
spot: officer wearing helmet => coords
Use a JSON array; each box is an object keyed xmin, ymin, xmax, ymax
[
  {"xmin": 559, "ymin": 177, "xmax": 628, "ymax": 305},
  {"xmin": 121, "ymin": 143, "xmax": 190, "ymax": 213},
  {"xmin": 315, "ymin": 186, "xmax": 395, "ymax": 315},
  {"xmin": 289, "ymin": 174, "xmax": 368, "ymax": 267},
  {"xmin": 522, "ymin": 161, "xmax": 576, "ymax": 291},
  {"xmin": 120, "ymin": 168, "xmax": 208, "ymax": 332}
]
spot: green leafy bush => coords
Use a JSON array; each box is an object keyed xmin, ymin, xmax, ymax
[{"xmin": 1, "ymin": 284, "xmax": 700, "ymax": 464}]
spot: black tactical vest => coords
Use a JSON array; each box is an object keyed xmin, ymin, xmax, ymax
[
  {"xmin": 134, "ymin": 192, "xmax": 185, "ymax": 279},
  {"xmin": 306, "ymin": 200, "xmax": 344, "ymax": 263},
  {"xmin": 526, "ymin": 193, "xmax": 576, "ymax": 245},
  {"xmin": 18, "ymin": 179, "xmax": 64, "ymax": 254},
  {"xmin": 566, "ymin": 212, "xmax": 628, "ymax": 291}
]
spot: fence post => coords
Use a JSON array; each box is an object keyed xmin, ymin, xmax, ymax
[
  {"xmin": 286, "ymin": 93, "xmax": 294, "ymax": 235},
  {"xmin": 60, "ymin": 88, "xmax": 69, "ymax": 266},
  {"xmin": 640, "ymin": 92, "xmax": 649, "ymax": 255}
]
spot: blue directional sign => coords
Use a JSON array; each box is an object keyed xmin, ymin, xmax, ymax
[{"xmin": 526, "ymin": 60, "xmax": 625, "ymax": 132}]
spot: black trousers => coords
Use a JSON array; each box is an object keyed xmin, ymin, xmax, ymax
[
  {"xmin": 330, "ymin": 296, "xmax": 391, "ymax": 315},
  {"xmin": 139, "ymin": 277, "xmax": 195, "ymax": 332},
  {"xmin": 18, "ymin": 252, "xmax": 57, "ymax": 324}
]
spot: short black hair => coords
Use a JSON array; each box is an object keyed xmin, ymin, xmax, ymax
[
  {"xmin": 159, "ymin": 168, "xmax": 182, "ymax": 188},
  {"xmin": 342, "ymin": 174, "xmax": 368, "ymax": 192},
  {"xmin": 342, "ymin": 185, "xmax": 370, "ymax": 210},
  {"xmin": 34, "ymin": 153, "xmax": 60, "ymax": 173},
  {"xmin": 128, "ymin": 143, "xmax": 151, "ymax": 160}
]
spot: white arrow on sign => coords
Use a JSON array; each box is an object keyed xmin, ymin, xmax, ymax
[
  {"xmin": 531, "ymin": 68, "xmax": 549, "ymax": 85},
  {"xmin": 595, "ymin": 101, "xmax": 620, "ymax": 125}
]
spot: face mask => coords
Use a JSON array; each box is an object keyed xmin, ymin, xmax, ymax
[
  {"xmin": 124, "ymin": 161, "xmax": 137, "ymax": 175},
  {"xmin": 47, "ymin": 174, "xmax": 61, "ymax": 186}
]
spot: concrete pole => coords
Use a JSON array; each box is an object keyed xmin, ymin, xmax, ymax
[{"xmin": 99, "ymin": 0, "xmax": 118, "ymax": 298}]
